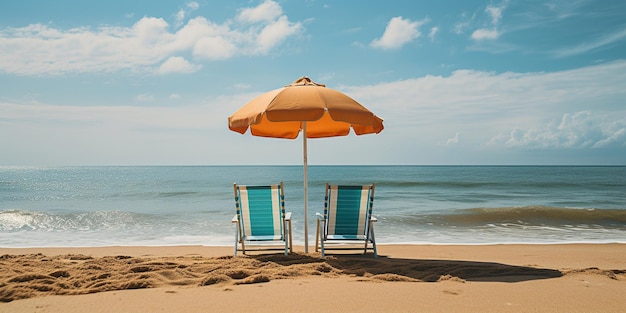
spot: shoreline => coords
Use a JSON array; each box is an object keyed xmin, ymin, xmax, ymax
[{"xmin": 1, "ymin": 243, "xmax": 625, "ymax": 312}]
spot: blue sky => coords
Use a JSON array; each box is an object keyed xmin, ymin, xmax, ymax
[{"xmin": 1, "ymin": 0, "xmax": 625, "ymax": 166}]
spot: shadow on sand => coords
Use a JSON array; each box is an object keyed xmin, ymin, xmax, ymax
[{"xmin": 251, "ymin": 252, "xmax": 563, "ymax": 283}]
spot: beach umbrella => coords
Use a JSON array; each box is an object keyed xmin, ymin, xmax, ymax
[{"xmin": 228, "ymin": 76, "xmax": 384, "ymax": 252}]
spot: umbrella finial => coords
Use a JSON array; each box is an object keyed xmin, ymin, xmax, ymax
[{"xmin": 289, "ymin": 76, "xmax": 326, "ymax": 87}]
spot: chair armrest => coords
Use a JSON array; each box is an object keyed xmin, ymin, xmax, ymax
[
  {"xmin": 232, "ymin": 215, "xmax": 238, "ymax": 223},
  {"xmin": 284, "ymin": 212, "xmax": 292, "ymax": 221},
  {"xmin": 316, "ymin": 212, "xmax": 325, "ymax": 220},
  {"xmin": 370, "ymin": 216, "xmax": 378, "ymax": 222}
]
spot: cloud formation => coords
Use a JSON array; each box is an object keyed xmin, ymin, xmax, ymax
[
  {"xmin": 237, "ymin": 0, "xmax": 283, "ymax": 23},
  {"xmin": 471, "ymin": 4, "xmax": 505, "ymax": 41},
  {"xmin": 344, "ymin": 60, "xmax": 626, "ymax": 151},
  {"xmin": 428, "ymin": 27, "xmax": 439, "ymax": 41},
  {"xmin": 175, "ymin": 1, "xmax": 200, "ymax": 27},
  {"xmin": 490, "ymin": 111, "xmax": 626, "ymax": 149},
  {"xmin": 2, "ymin": 60, "xmax": 625, "ymax": 165},
  {"xmin": 553, "ymin": 27, "xmax": 626, "ymax": 57},
  {"xmin": 371, "ymin": 17, "xmax": 425, "ymax": 49},
  {"xmin": 0, "ymin": 1, "xmax": 303, "ymax": 76},
  {"xmin": 158, "ymin": 56, "xmax": 202, "ymax": 74}
]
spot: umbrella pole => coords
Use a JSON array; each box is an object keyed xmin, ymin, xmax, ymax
[{"xmin": 303, "ymin": 121, "xmax": 309, "ymax": 253}]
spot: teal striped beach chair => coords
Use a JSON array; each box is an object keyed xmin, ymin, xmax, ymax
[
  {"xmin": 232, "ymin": 182, "xmax": 293, "ymax": 256},
  {"xmin": 315, "ymin": 183, "xmax": 377, "ymax": 257}
]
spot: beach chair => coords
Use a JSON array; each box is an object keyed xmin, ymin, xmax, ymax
[
  {"xmin": 232, "ymin": 182, "xmax": 293, "ymax": 256},
  {"xmin": 315, "ymin": 183, "xmax": 378, "ymax": 257}
]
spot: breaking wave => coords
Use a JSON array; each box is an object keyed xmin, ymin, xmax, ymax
[{"xmin": 391, "ymin": 206, "xmax": 626, "ymax": 229}]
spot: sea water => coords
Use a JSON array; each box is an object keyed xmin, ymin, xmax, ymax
[{"xmin": 1, "ymin": 166, "xmax": 625, "ymax": 247}]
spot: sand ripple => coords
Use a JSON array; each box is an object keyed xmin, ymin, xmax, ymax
[{"xmin": 2, "ymin": 252, "xmax": 622, "ymax": 303}]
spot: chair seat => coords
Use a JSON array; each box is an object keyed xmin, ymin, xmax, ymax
[
  {"xmin": 245, "ymin": 235, "xmax": 284, "ymax": 241},
  {"xmin": 326, "ymin": 235, "xmax": 367, "ymax": 240}
]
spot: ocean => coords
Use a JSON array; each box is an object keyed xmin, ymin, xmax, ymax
[{"xmin": 1, "ymin": 166, "xmax": 625, "ymax": 247}]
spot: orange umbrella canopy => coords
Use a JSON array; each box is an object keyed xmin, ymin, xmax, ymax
[{"xmin": 228, "ymin": 77, "xmax": 384, "ymax": 139}]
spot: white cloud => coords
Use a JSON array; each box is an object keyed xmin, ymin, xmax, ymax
[
  {"xmin": 2, "ymin": 61, "xmax": 625, "ymax": 165},
  {"xmin": 471, "ymin": 28, "xmax": 499, "ymax": 40},
  {"xmin": 445, "ymin": 132, "xmax": 461, "ymax": 145},
  {"xmin": 237, "ymin": 0, "xmax": 283, "ymax": 23},
  {"xmin": 255, "ymin": 16, "xmax": 303, "ymax": 53},
  {"xmin": 341, "ymin": 60, "xmax": 626, "ymax": 152},
  {"xmin": 544, "ymin": 0, "xmax": 585, "ymax": 20},
  {"xmin": 175, "ymin": 10, "xmax": 186, "ymax": 26},
  {"xmin": 157, "ymin": 56, "xmax": 201, "ymax": 74},
  {"xmin": 428, "ymin": 27, "xmax": 439, "ymax": 41},
  {"xmin": 595, "ymin": 128, "xmax": 626, "ymax": 148},
  {"xmin": 469, "ymin": 4, "xmax": 506, "ymax": 41},
  {"xmin": 132, "ymin": 17, "xmax": 171, "ymax": 44},
  {"xmin": 187, "ymin": 2, "xmax": 199, "ymax": 11},
  {"xmin": 0, "ymin": 0, "xmax": 303, "ymax": 76},
  {"xmin": 553, "ymin": 27, "xmax": 626, "ymax": 58},
  {"xmin": 453, "ymin": 15, "xmax": 472, "ymax": 35},
  {"xmin": 192, "ymin": 34, "xmax": 237, "ymax": 60},
  {"xmin": 486, "ymin": 5, "xmax": 503, "ymax": 24},
  {"xmin": 489, "ymin": 111, "xmax": 626, "ymax": 149},
  {"xmin": 175, "ymin": 2, "xmax": 200, "ymax": 27},
  {"xmin": 370, "ymin": 17, "xmax": 424, "ymax": 50}
]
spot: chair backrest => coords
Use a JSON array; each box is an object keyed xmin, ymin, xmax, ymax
[
  {"xmin": 323, "ymin": 183, "xmax": 375, "ymax": 240},
  {"xmin": 234, "ymin": 183, "xmax": 285, "ymax": 240}
]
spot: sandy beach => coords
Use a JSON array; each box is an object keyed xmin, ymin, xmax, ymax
[{"xmin": 1, "ymin": 244, "xmax": 625, "ymax": 312}]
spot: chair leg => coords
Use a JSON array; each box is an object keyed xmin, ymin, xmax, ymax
[
  {"xmin": 370, "ymin": 222, "xmax": 377, "ymax": 258},
  {"xmin": 234, "ymin": 222, "xmax": 239, "ymax": 256},
  {"xmin": 315, "ymin": 219, "xmax": 320, "ymax": 252},
  {"xmin": 319, "ymin": 221, "xmax": 326, "ymax": 258},
  {"xmin": 288, "ymin": 220, "xmax": 293, "ymax": 253},
  {"xmin": 283, "ymin": 220, "xmax": 288, "ymax": 256},
  {"xmin": 284, "ymin": 240, "xmax": 288, "ymax": 256},
  {"xmin": 238, "ymin": 222, "xmax": 247, "ymax": 255}
]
